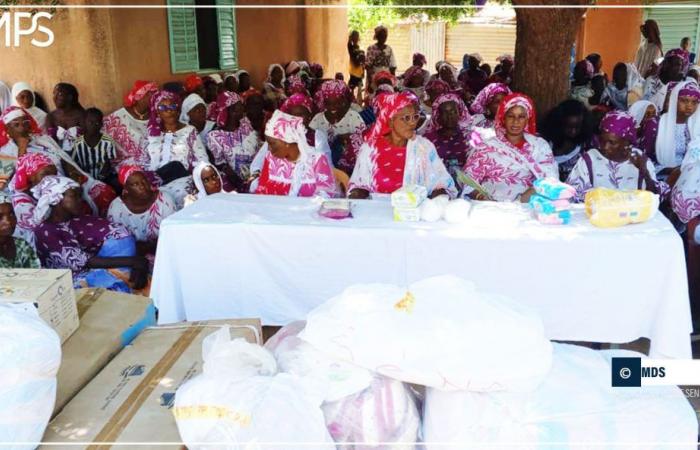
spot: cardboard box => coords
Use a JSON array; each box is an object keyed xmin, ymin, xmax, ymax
[
  {"xmin": 53, "ymin": 288, "xmax": 157, "ymax": 416},
  {"xmin": 0, "ymin": 269, "xmax": 78, "ymax": 343},
  {"xmin": 41, "ymin": 319, "xmax": 262, "ymax": 449}
]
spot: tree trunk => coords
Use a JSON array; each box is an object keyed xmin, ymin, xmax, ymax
[{"xmin": 512, "ymin": 0, "xmax": 589, "ymax": 120}]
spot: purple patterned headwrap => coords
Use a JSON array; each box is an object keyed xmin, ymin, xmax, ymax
[
  {"xmin": 147, "ymin": 90, "xmax": 181, "ymax": 137},
  {"xmin": 286, "ymin": 75, "xmax": 309, "ymax": 96},
  {"xmin": 470, "ymin": 82, "xmax": 511, "ymax": 115},
  {"xmin": 425, "ymin": 92, "xmax": 471, "ymax": 134},
  {"xmin": 215, "ymin": 91, "xmax": 244, "ymax": 128},
  {"xmin": 665, "ymin": 48, "xmax": 690, "ymax": 73},
  {"xmin": 600, "ymin": 110, "xmax": 637, "ymax": 145},
  {"xmin": 679, "ymin": 82, "xmax": 700, "ymax": 101},
  {"xmin": 281, "ymin": 93, "xmax": 314, "ymax": 115}
]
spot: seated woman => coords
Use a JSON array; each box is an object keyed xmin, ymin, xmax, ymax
[
  {"xmin": 672, "ymin": 138, "xmax": 700, "ymax": 227},
  {"xmin": 263, "ymin": 64, "xmax": 287, "ymax": 111},
  {"xmin": 206, "ymin": 91, "xmax": 259, "ymax": 192},
  {"xmin": 462, "ymin": 93, "xmax": 557, "ymax": 202},
  {"xmin": 570, "ymin": 60, "xmax": 595, "ymax": 107},
  {"xmin": 33, "ymin": 175, "xmax": 148, "ymax": 292},
  {"xmin": 255, "ymin": 109, "xmax": 336, "ymax": 197},
  {"xmin": 647, "ymin": 81, "xmax": 700, "ymax": 182},
  {"xmin": 140, "ymin": 90, "xmax": 210, "ymax": 209},
  {"xmin": 1, "ymin": 107, "xmax": 116, "ymax": 214},
  {"xmin": 45, "ymin": 83, "xmax": 85, "ymax": 153},
  {"xmin": 422, "ymin": 92, "xmax": 473, "ymax": 184},
  {"xmin": 107, "ymin": 165, "xmax": 177, "ymax": 264},
  {"xmin": 242, "ymin": 89, "xmax": 268, "ymax": 136},
  {"xmin": 629, "ymin": 100, "xmax": 658, "ymax": 148},
  {"xmin": 0, "ymin": 193, "xmax": 39, "ymax": 268},
  {"xmin": 417, "ymin": 79, "xmax": 450, "ymax": 134},
  {"xmin": 286, "ymin": 75, "xmax": 310, "ymax": 97},
  {"xmin": 566, "ymin": 111, "xmax": 666, "ymax": 202},
  {"xmin": 184, "ymin": 162, "xmax": 226, "ymax": 207},
  {"xmin": 400, "ymin": 53, "xmax": 430, "ymax": 99},
  {"xmin": 539, "ymin": 99, "xmax": 595, "ymax": 181},
  {"xmin": 469, "ymin": 82, "xmax": 511, "ymax": 129},
  {"xmin": 310, "ymin": 80, "xmax": 366, "ymax": 171},
  {"xmin": 103, "ymin": 80, "xmax": 159, "ymax": 166},
  {"xmin": 11, "ymin": 82, "xmax": 47, "ymax": 131},
  {"xmin": 348, "ymin": 91, "xmax": 456, "ymax": 199},
  {"xmin": 180, "ymin": 93, "xmax": 216, "ymax": 150}
]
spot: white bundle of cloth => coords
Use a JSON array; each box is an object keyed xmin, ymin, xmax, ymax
[
  {"xmin": 300, "ymin": 275, "xmax": 553, "ymax": 392},
  {"xmin": 0, "ymin": 303, "xmax": 61, "ymax": 450},
  {"xmin": 173, "ymin": 327, "xmax": 335, "ymax": 450},
  {"xmin": 422, "ymin": 344, "xmax": 698, "ymax": 449}
]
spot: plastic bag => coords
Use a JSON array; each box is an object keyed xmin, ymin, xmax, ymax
[
  {"xmin": 422, "ymin": 344, "xmax": 697, "ymax": 449},
  {"xmin": 301, "ymin": 275, "xmax": 553, "ymax": 392},
  {"xmin": 174, "ymin": 327, "xmax": 335, "ymax": 450},
  {"xmin": 0, "ymin": 303, "xmax": 61, "ymax": 450},
  {"xmin": 267, "ymin": 322, "xmax": 420, "ymax": 449},
  {"xmin": 585, "ymin": 187, "xmax": 659, "ymax": 228}
]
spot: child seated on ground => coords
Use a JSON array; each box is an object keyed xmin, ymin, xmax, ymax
[
  {"xmin": 0, "ymin": 194, "xmax": 39, "ymax": 268},
  {"xmin": 71, "ymin": 107, "xmax": 117, "ymax": 188}
]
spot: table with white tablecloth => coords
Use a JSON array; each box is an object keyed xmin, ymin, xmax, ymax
[{"xmin": 151, "ymin": 193, "xmax": 692, "ymax": 359}]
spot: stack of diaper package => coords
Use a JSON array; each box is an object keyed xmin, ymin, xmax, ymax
[
  {"xmin": 528, "ymin": 178, "xmax": 577, "ymax": 225},
  {"xmin": 392, "ymin": 185, "xmax": 428, "ymax": 222}
]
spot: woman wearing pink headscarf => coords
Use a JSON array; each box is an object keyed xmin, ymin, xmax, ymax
[
  {"xmin": 422, "ymin": 93, "xmax": 473, "ymax": 185},
  {"xmin": 470, "ymin": 82, "xmax": 511, "ymax": 129},
  {"xmin": 255, "ymin": 109, "xmax": 336, "ymax": 197},
  {"xmin": 104, "ymin": 80, "xmax": 159, "ymax": 167},
  {"xmin": 348, "ymin": 91, "xmax": 456, "ymax": 199},
  {"xmin": 206, "ymin": 91, "xmax": 260, "ymax": 192},
  {"xmin": 462, "ymin": 93, "xmax": 557, "ymax": 202}
]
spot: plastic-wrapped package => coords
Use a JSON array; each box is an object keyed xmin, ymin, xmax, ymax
[
  {"xmin": 174, "ymin": 327, "xmax": 335, "ymax": 450},
  {"xmin": 423, "ymin": 344, "xmax": 698, "ymax": 449},
  {"xmin": 585, "ymin": 187, "xmax": 659, "ymax": 228},
  {"xmin": 443, "ymin": 199, "xmax": 472, "ymax": 224},
  {"xmin": 267, "ymin": 322, "xmax": 421, "ymax": 449},
  {"xmin": 322, "ymin": 376, "xmax": 420, "ymax": 450},
  {"xmin": 533, "ymin": 177, "xmax": 576, "ymax": 200},
  {"xmin": 0, "ymin": 303, "xmax": 61, "ymax": 450},
  {"xmin": 301, "ymin": 275, "xmax": 553, "ymax": 392}
]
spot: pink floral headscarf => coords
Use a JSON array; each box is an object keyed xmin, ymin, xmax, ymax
[
  {"xmin": 470, "ymin": 82, "xmax": 511, "ymax": 115},
  {"xmin": 147, "ymin": 90, "xmax": 181, "ymax": 137},
  {"xmin": 495, "ymin": 92, "xmax": 537, "ymax": 139},
  {"xmin": 314, "ymin": 80, "xmax": 352, "ymax": 111},
  {"xmin": 365, "ymin": 91, "xmax": 419, "ymax": 146},
  {"xmin": 31, "ymin": 175, "xmax": 79, "ymax": 224},
  {"xmin": 425, "ymin": 93, "xmax": 471, "ymax": 135},
  {"xmin": 264, "ymin": 110, "xmax": 316, "ymax": 196},
  {"xmin": 600, "ymin": 110, "xmax": 637, "ymax": 145},
  {"xmin": 215, "ymin": 91, "xmax": 244, "ymax": 128},
  {"xmin": 286, "ymin": 75, "xmax": 309, "ymax": 96},
  {"xmin": 281, "ymin": 93, "xmax": 314, "ymax": 115},
  {"xmin": 124, "ymin": 80, "xmax": 158, "ymax": 108},
  {"xmin": 0, "ymin": 106, "xmax": 41, "ymax": 147}
]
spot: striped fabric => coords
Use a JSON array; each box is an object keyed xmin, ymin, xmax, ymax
[{"xmin": 70, "ymin": 135, "xmax": 117, "ymax": 181}]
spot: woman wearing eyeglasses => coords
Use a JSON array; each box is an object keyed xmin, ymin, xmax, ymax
[
  {"xmin": 137, "ymin": 90, "xmax": 210, "ymax": 209},
  {"xmin": 347, "ymin": 91, "xmax": 456, "ymax": 199},
  {"xmin": 461, "ymin": 92, "xmax": 558, "ymax": 202}
]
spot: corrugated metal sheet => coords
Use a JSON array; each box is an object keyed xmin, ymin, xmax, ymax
[
  {"xmin": 446, "ymin": 23, "xmax": 516, "ymax": 69},
  {"xmin": 360, "ymin": 25, "xmax": 411, "ymax": 72},
  {"xmin": 410, "ymin": 22, "xmax": 446, "ymax": 72},
  {"xmin": 645, "ymin": 1, "xmax": 700, "ymax": 54}
]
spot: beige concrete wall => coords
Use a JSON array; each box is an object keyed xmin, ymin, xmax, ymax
[{"xmin": 0, "ymin": 0, "xmax": 348, "ymax": 114}]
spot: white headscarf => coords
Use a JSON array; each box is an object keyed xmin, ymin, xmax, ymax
[
  {"xmin": 629, "ymin": 100, "xmax": 656, "ymax": 128},
  {"xmin": 208, "ymin": 74, "xmax": 224, "ymax": 84},
  {"xmin": 656, "ymin": 80, "xmax": 700, "ymax": 169},
  {"xmin": 179, "ymin": 93, "xmax": 206, "ymax": 124},
  {"xmin": 11, "ymin": 81, "xmax": 46, "ymax": 129},
  {"xmin": 267, "ymin": 64, "xmax": 286, "ymax": 84},
  {"xmin": 264, "ymin": 110, "xmax": 315, "ymax": 196},
  {"xmin": 234, "ymin": 69, "xmax": 249, "ymax": 80},
  {"xmin": 0, "ymin": 82, "xmax": 11, "ymax": 112},
  {"xmin": 625, "ymin": 63, "xmax": 644, "ymax": 91},
  {"xmin": 192, "ymin": 161, "xmax": 222, "ymax": 199},
  {"xmin": 30, "ymin": 175, "xmax": 79, "ymax": 224}
]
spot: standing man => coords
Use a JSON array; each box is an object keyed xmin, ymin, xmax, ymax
[{"xmin": 635, "ymin": 20, "xmax": 664, "ymax": 78}]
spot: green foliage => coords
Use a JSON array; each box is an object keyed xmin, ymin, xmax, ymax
[
  {"xmin": 0, "ymin": 0, "xmax": 61, "ymax": 14},
  {"xmin": 348, "ymin": 0, "xmax": 478, "ymax": 34}
]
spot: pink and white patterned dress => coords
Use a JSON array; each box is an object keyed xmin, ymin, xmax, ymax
[
  {"xmin": 672, "ymin": 142, "xmax": 700, "ymax": 224},
  {"xmin": 103, "ymin": 107, "xmax": 149, "ymax": 168},
  {"xmin": 107, "ymin": 190, "xmax": 177, "ymax": 242},
  {"xmin": 206, "ymin": 119, "xmax": 261, "ymax": 181},
  {"xmin": 348, "ymin": 134, "xmax": 457, "ymax": 197},
  {"xmin": 255, "ymin": 151, "xmax": 336, "ymax": 197},
  {"xmin": 462, "ymin": 134, "xmax": 558, "ymax": 201}
]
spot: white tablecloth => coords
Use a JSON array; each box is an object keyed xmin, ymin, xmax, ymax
[{"xmin": 152, "ymin": 193, "xmax": 692, "ymax": 359}]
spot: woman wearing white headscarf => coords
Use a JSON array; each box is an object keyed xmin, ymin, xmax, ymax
[
  {"xmin": 179, "ymin": 93, "xmax": 215, "ymax": 150},
  {"xmin": 629, "ymin": 99, "xmax": 658, "ymax": 151},
  {"xmin": 651, "ymin": 80, "xmax": 700, "ymax": 179},
  {"xmin": 11, "ymin": 82, "xmax": 47, "ymax": 131},
  {"xmin": 263, "ymin": 64, "xmax": 287, "ymax": 110},
  {"xmin": 254, "ymin": 110, "xmax": 336, "ymax": 197},
  {"xmin": 183, "ymin": 161, "xmax": 226, "ymax": 207}
]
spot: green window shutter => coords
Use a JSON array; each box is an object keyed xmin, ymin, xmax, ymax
[
  {"xmin": 167, "ymin": 0, "xmax": 200, "ymax": 73},
  {"xmin": 216, "ymin": 0, "xmax": 238, "ymax": 70},
  {"xmin": 645, "ymin": 1, "xmax": 700, "ymax": 55}
]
